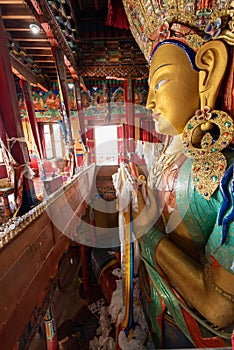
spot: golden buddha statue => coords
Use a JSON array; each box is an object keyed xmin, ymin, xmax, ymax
[{"xmin": 122, "ymin": 0, "xmax": 234, "ymax": 347}]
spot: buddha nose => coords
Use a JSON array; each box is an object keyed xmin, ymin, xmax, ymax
[{"xmin": 146, "ymin": 89, "xmax": 156, "ymax": 110}]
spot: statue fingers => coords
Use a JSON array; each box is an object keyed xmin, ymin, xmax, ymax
[{"xmin": 132, "ymin": 187, "xmax": 159, "ymax": 237}]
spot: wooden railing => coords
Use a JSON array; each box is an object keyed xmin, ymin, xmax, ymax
[{"xmin": 0, "ymin": 164, "xmax": 95, "ymax": 350}]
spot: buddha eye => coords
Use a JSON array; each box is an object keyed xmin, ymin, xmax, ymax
[{"xmin": 155, "ymin": 79, "xmax": 168, "ymax": 91}]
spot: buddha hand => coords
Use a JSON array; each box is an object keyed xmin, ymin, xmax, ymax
[{"xmin": 132, "ymin": 186, "xmax": 159, "ymax": 239}]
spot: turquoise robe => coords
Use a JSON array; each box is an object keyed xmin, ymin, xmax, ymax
[{"xmin": 140, "ymin": 152, "xmax": 234, "ymax": 348}]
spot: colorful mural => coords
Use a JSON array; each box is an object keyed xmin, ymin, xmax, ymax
[{"xmin": 18, "ymin": 79, "xmax": 149, "ymax": 121}]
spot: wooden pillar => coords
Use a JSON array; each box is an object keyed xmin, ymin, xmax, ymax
[
  {"xmin": 141, "ymin": 119, "xmax": 154, "ymax": 142},
  {"xmin": 20, "ymin": 80, "xmax": 43, "ymax": 159},
  {"xmin": 117, "ymin": 125, "xmax": 125, "ymax": 164},
  {"xmin": 124, "ymin": 78, "xmax": 135, "ymax": 162},
  {"xmin": 74, "ymin": 78, "xmax": 87, "ymax": 147},
  {"xmin": 86, "ymin": 127, "xmax": 96, "ymax": 164},
  {"xmin": 0, "ymin": 9, "xmax": 37, "ymax": 214},
  {"xmin": 44, "ymin": 305, "xmax": 58, "ymax": 350},
  {"xmin": 52, "ymin": 47, "xmax": 77, "ymax": 175},
  {"xmin": 0, "ymin": 112, "xmax": 7, "ymax": 147}
]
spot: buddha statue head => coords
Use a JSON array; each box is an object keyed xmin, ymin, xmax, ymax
[{"xmin": 122, "ymin": 0, "xmax": 234, "ymax": 135}]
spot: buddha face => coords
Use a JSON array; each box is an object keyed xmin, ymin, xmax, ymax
[{"xmin": 146, "ymin": 44, "xmax": 200, "ymax": 135}]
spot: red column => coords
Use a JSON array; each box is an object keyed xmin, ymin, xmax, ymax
[
  {"xmin": 0, "ymin": 112, "xmax": 7, "ymax": 147},
  {"xmin": 52, "ymin": 48, "xmax": 77, "ymax": 175},
  {"xmin": 117, "ymin": 125, "xmax": 125, "ymax": 164},
  {"xmin": 0, "ymin": 10, "xmax": 37, "ymax": 214},
  {"xmin": 20, "ymin": 80, "xmax": 43, "ymax": 159},
  {"xmin": 141, "ymin": 119, "xmax": 153, "ymax": 142},
  {"xmin": 124, "ymin": 79, "xmax": 135, "ymax": 162},
  {"xmin": 86, "ymin": 127, "xmax": 96, "ymax": 164}
]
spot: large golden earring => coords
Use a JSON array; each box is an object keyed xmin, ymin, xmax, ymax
[{"xmin": 182, "ymin": 107, "xmax": 233, "ymax": 200}]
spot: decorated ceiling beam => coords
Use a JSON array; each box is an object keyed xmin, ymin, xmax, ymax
[
  {"xmin": 3, "ymin": 20, "xmax": 50, "ymax": 89},
  {"xmin": 25, "ymin": 0, "xmax": 80, "ymax": 80},
  {"xmin": 10, "ymin": 53, "xmax": 49, "ymax": 91},
  {"xmin": 77, "ymin": 64, "xmax": 148, "ymax": 78}
]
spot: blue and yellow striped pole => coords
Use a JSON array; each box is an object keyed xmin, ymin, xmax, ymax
[{"xmin": 44, "ymin": 305, "xmax": 58, "ymax": 350}]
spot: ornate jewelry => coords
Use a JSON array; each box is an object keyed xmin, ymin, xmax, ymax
[{"xmin": 182, "ymin": 108, "xmax": 233, "ymax": 200}]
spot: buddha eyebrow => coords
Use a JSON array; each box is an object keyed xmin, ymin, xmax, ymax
[{"xmin": 149, "ymin": 63, "xmax": 172, "ymax": 83}]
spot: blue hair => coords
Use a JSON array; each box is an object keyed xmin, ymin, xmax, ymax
[
  {"xmin": 218, "ymin": 164, "xmax": 234, "ymax": 245},
  {"xmin": 150, "ymin": 39, "xmax": 199, "ymax": 72}
]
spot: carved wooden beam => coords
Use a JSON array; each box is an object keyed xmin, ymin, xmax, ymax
[
  {"xmin": 10, "ymin": 53, "xmax": 49, "ymax": 90},
  {"xmin": 25, "ymin": 0, "xmax": 79, "ymax": 80}
]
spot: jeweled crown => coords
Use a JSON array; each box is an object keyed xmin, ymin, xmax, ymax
[{"xmin": 122, "ymin": 0, "xmax": 234, "ymax": 62}]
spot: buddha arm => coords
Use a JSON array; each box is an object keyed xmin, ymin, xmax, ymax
[{"xmin": 155, "ymin": 237, "xmax": 234, "ymax": 328}]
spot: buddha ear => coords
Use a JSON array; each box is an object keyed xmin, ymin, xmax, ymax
[{"xmin": 195, "ymin": 40, "xmax": 228, "ymax": 109}]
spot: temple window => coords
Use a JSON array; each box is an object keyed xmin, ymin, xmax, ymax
[
  {"xmin": 95, "ymin": 125, "xmax": 118, "ymax": 165},
  {"xmin": 43, "ymin": 123, "xmax": 65, "ymax": 160}
]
